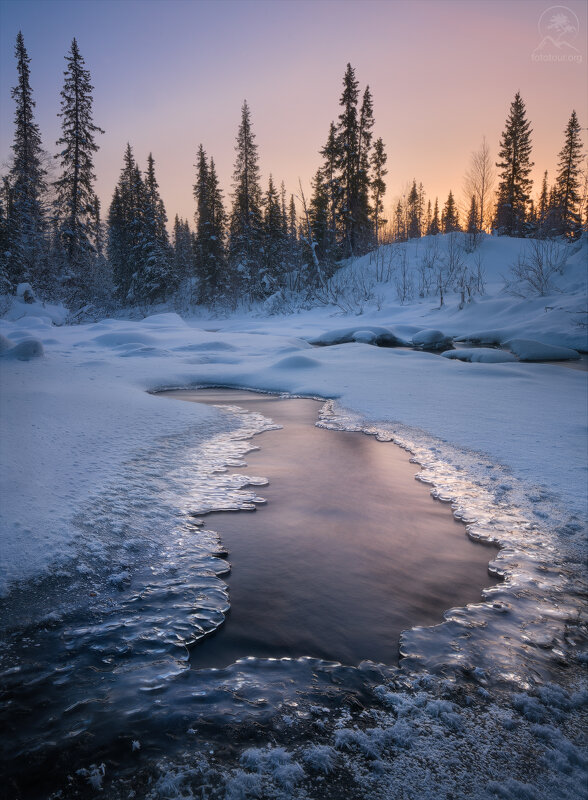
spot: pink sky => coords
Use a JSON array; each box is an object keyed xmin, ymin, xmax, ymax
[{"xmin": 1, "ymin": 0, "xmax": 586, "ymax": 226}]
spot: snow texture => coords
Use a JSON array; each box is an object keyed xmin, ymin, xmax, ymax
[{"xmin": 0, "ymin": 233, "xmax": 586, "ymax": 799}]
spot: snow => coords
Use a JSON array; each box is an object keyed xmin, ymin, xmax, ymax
[
  {"xmin": 442, "ymin": 348, "xmax": 518, "ymax": 363},
  {"xmin": 0, "ymin": 238, "xmax": 586, "ymax": 593},
  {"xmin": 0, "ymin": 233, "xmax": 587, "ymax": 798},
  {"xmin": 411, "ymin": 328, "xmax": 452, "ymax": 349},
  {"xmin": 505, "ymin": 338, "xmax": 581, "ymax": 361}
]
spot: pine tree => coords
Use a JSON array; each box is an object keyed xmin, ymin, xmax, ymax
[
  {"xmin": 130, "ymin": 152, "xmax": 173, "ymax": 303},
  {"xmin": 407, "ymin": 180, "xmax": 420, "ymax": 239},
  {"xmin": 194, "ymin": 148, "xmax": 227, "ymax": 304},
  {"xmin": 203, "ymin": 156, "xmax": 227, "ymax": 303},
  {"xmin": 54, "ymin": 38, "xmax": 104, "ymax": 298},
  {"xmin": 394, "ymin": 199, "xmax": 405, "ymax": 241},
  {"xmin": 370, "ymin": 137, "xmax": 387, "ymax": 245},
  {"xmin": 262, "ymin": 174, "xmax": 284, "ymax": 289},
  {"xmin": 495, "ymin": 92, "xmax": 533, "ymax": 236},
  {"xmin": 554, "ymin": 110, "xmax": 584, "ymax": 237},
  {"xmin": 424, "ymin": 200, "xmax": 432, "ymax": 236},
  {"xmin": 442, "ymin": 191, "xmax": 460, "ymax": 233},
  {"xmin": 336, "ymin": 63, "xmax": 360, "ymax": 256},
  {"xmin": 309, "ymin": 168, "xmax": 331, "ymax": 272},
  {"xmin": 193, "ymin": 143, "xmax": 209, "ymax": 283},
  {"xmin": 356, "ymin": 85, "xmax": 374, "ymax": 250},
  {"xmin": 229, "ymin": 101, "xmax": 263, "ymax": 302},
  {"xmin": 320, "ymin": 122, "xmax": 341, "ymax": 259},
  {"xmin": 108, "ymin": 144, "xmax": 143, "ymax": 301},
  {"xmin": 0, "ymin": 183, "xmax": 12, "ymax": 293},
  {"xmin": 172, "ymin": 215, "xmax": 195, "ymax": 301},
  {"xmin": 428, "ymin": 198, "xmax": 440, "ymax": 236},
  {"xmin": 7, "ymin": 32, "xmax": 48, "ymax": 289},
  {"xmin": 538, "ymin": 170, "xmax": 550, "ymax": 230},
  {"xmin": 466, "ymin": 195, "xmax": 478, "ymax": 234}
]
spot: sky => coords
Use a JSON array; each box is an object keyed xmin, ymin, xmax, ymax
[{"xmin": 0, "ymin": 0, "xmax": 587, "ymax": 227}]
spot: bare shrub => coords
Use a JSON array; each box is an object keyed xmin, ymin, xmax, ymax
[{"xmin": 504, "ymin": 239, "xmax": 567, "ymax": 297}]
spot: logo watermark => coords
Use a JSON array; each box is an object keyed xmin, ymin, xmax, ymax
[{"xmin": 532, "ymin": 5, "xmax": 583, "ymax": 62}]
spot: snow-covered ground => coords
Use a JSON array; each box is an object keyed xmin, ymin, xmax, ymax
[{"xmin": 0, "ymin": 233, "xmax": 586, "ymax": 798}]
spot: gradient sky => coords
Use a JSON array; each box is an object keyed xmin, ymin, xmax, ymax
[{"xmin": 1, "ymin": 0, "xmax": 587, "ymax": 226}]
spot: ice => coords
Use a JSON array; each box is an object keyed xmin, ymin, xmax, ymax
[{"xmin": 1, "ymin": 233, "xmax": 587, "ymax": 797}]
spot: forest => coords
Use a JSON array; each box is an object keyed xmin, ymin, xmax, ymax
[{"xmin": 1, "ymin": 32, "xmax": 586, "ymax": 317}]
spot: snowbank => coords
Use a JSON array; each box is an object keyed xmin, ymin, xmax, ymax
[{"xmin": 441, "ymin": 347, "xmax": 518, "ymax": 363}]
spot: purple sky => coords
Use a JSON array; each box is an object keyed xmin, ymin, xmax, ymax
[{"xmin": 1, "ymin": 0, "xmax": 586, "ymax": 226}]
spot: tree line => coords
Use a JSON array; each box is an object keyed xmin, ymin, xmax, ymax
[{"xmin": 1, "ymin": 33, "xmax": 586, "ymax": 313}]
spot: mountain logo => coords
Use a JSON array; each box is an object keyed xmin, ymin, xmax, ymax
[{"xmin": 534, "ymin": 5, "xmax": 581, "ymax": 56}]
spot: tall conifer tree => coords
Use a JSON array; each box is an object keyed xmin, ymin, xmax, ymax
[
  {"xmin": 7, "ymin": 32, "xmax": 48, "ymax": 289},
  {"xmin": 336, "ymin": 63, "xmax": 360, "ymax": 256},
  {"xmin": 495, "ymin": 92, "xmax": 533, "ymax": 236},
  {"xmin": 54, "ymin": 38, "xmax": 104, "ymax": 295},
  {"xmin": 370, "ymin": 137, "xmax": 387, "ymax": 245},
  {"xmin": 442, "ymin": 191, "xmax": 460, "ymax": 233},
  {"xmin": 229, "ymin": 101, "xmax": 263, "ymax": 301},
  {"xmin": 554, "ymin": 110, "xmax": 584, "ymax": 237}
]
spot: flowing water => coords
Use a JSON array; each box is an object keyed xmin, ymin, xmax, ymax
[
  {"xmin": 3, "ymin": 388, "xmax": 583, "ymax": 799},
  {"xmin": 171, "ymin": 390, "xmax": 497, "ymax": 668}
]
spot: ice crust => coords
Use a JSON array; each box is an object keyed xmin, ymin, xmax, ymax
[{"xmin": 1, "ymin": 233, "xmax": 587, "ymax": 798}]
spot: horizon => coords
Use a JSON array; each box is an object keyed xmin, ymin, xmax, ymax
[{"xmin": 1, "ymin": 0, "xmax": 587, "ymax": 227}]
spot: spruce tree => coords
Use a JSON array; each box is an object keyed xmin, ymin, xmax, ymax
[
  {"xmin": 320, "ymin": 122, "xmax": 341, "ymax": 259},
  {"xmin": 262, "ymin": 174, "xmax": 284, "ymax": 289},
  {"xmin": 194, "ymin": 143, "xmax": 209, "ymax": 282},
  {"xmin": 554, "ymin": 110, "xmax": 584, "ymax": 237},
  {"xmin": 356, "ymin": 85, "xmax": 374, "ymax": 250},
  {"xmin": 172, "ymin": 215, "xmax": 195, "ymax": 301},
  {"xmin": 132, "ymin": 152, "xmax": 173, "ymax": 303},
  {"xmin": 309, "ymin": 168, "xmax": 332, "ymax": 272},
  {"xmin": 370, "ymin": 137, "xmax": 387, "ymax": 246},
  {"xmin": 394, "ymin": 200, "xmax": 405, "ymax": 241},
  {"xmin": 407, "ymin": 180, "xmax": 420, "ymax": 239},
  {"xmin": 495, "ymin": 92, "xmax": 533, "ymax": 236},
  {"xmin": 7, "ymin": 32, "xmax": 48, "ymax": 289},
  {"xmin": 285, "ymin": 194, "xmax": 302, "ymax": 290},
  {"xmin": 466, "ymin": 195, "xmax": 478, "ymax": 234},
  {"xmin": 336, "ymin": 63, "xmax": 360, "ymax": 256},
  {"xmin": 229, "ymin": 101, "xmax": 263, "ymax": 302},
  {"xmin": 54, "ymin": 38, "xmax": 104, "ymax": 298},
  {"xmin": 206, "ymin": 157, "xmax": 227, "ymax": 299},
  {"xmin": 0, "ymin": 184, "xmax": 12, "ymax": 293},
  {"xmin": 428, "ymin": 198, "xmax": 440, "ymax": 236},
  {"xmin": 108, "ymin": 144, "xmax": 142, "ymax": 301},
  {"xmin": 424, "ymin": 200, "xmax": 432, "ymax": 236},
  {"xmin": 442, "ymin": 191, "xmax": 460, "ymax": 233},
  {"xmin": 194, "ymin": 146, "xmax": 227, "ymax": 303},
  {"xmin": 538, "ymin": 170, "xmax": 550, "ymax": 230}
]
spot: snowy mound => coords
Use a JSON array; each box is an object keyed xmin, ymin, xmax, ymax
[
  {"xmin": 505, "ymin": 339, "xmax": 580, "ymax": 361},
  {"xmin": 0, "ymin": 334, "xmax": 44, "ymax": 361},
  {"xmin": 273, "ymin": 355, "xmax": 321, "ymax": 369},
  {"xmin": 454, "ymin": 331, "xmax": 504, "ymax": 346},
  {"xmin": 1, "ymin": 292, "xmax": 68, "ymax": 325},
  {"xmin": 309, "ymin": 326, "xmax": 405, "ymax": 347},
  {"xmin": 412, "ymin": 329, "xmax": 452, "ymax": 350},
  {"xmin": 441, "ymin": 348, "xmax": 518, "ymax": 363}
]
